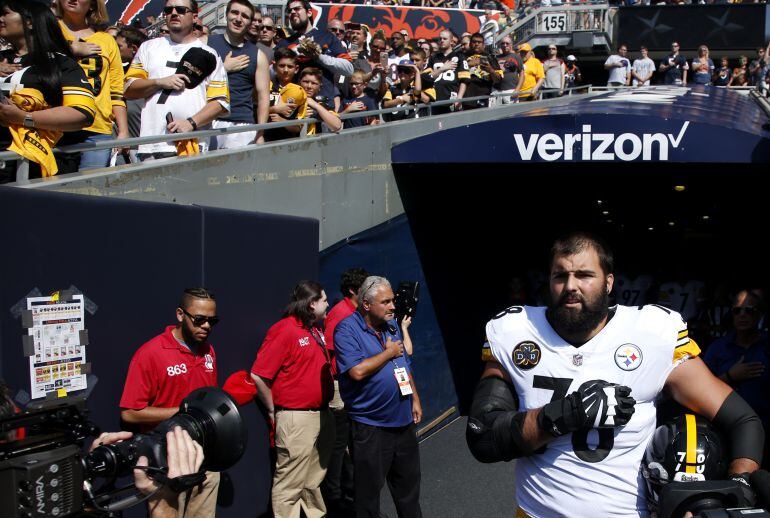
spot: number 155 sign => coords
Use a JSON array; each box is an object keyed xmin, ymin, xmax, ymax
[{"xmin": 541, "ymin": 12, "xmax": 567, "ymax": 32}]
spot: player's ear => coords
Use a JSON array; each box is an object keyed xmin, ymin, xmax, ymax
[
  {"xmin": 176, "ymin": 307, "xmax": 185, "ymax": 324},
  {"xmin": 606, "ymin": 273, "xmax": 614, "ymax": 295}
]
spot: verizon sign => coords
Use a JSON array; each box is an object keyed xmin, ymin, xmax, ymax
[{"xmin": 513, "ymin": 122, "xmax": 689, "ymax": 162}]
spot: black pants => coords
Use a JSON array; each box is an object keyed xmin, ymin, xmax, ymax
[
  {"xmin": 350, "ymin": 420, "xmax": 422, "ymax": 518},
  {"xmin": 323, "ymin": 408, "xmax": 355, "ymax": 502}
]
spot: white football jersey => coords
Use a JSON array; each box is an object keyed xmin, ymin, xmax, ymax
[
  {"xmin": 485, "ymin": 304, "xmax": 699, "ymax": 518},
  {"xmin": 125, "ymin": 37, "xmax": 229, "ymax": 155}
]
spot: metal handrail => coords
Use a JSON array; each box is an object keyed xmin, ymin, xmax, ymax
[{"xmin": 0, "ymin": 84, "xmax": 607, "ymax": 164}]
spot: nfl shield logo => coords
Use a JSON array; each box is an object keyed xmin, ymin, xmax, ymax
[{"xmin": 572, "ymin": 354, "xmax": 583, "ymax": 367}]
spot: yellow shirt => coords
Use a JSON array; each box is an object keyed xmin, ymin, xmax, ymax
[
  {"xmin": 59, "ymin": 21, "xmax": 126, "ymax": 135},
  {"xmin": 521, "ymin": 56, "xmax": 544, "ymax": 97}
]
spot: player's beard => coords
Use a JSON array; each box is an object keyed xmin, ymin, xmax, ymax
[{"xmin": 547, "ymin": 288, "xmax": 610, "ymax": 338}]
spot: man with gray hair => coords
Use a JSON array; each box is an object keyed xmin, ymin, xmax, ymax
[{"xmin": 333, "ymin": 276, "xmax": 423, "ymax": 518}]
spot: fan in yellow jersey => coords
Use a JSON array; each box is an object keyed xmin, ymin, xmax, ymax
[
  {"xmin": 265, "ymin": 47, "xmax": 307, "ymax": 142},
  {"xmin": 298, "ymin": 67, "xmax": 341, "ymax": 136},
  {"xmin": 0, "ymin": 0, "xmax": 96, "ymax": 181},
  {"xmin": 467, "ymin": 233, "xmax": 765, "ymax": 517},
  {"xmin": 125, "ymin": 0, "xmax": 229, "ymax": 160},
  {"xmin": 56, "ymin": 0, "xmax": 127, "ymax": 171}
]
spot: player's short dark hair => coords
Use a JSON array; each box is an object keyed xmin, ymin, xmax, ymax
[
  {"xmin": 340, "ymin": 268, "xmax": 369, "ymax": 298},
  {"xmin": 274, "ymin": 46, "xmax": 297, "ymax": 63},
  {"xmin": 299, "ymin": 67, "xmax": 322, "ymax": 81},
  {"xmin": 226, "ymin": 0, "xmax": 254, "ymax": 18},
  {"xmin": 285, "ymin": 280, "xmax": 324, "ymax": 329},
  {"xmin": 179, "ymin": 287, "xmax": 216, "ymax": 310},
  {"xmin": 117, "ymin": 26, "xmax": 148, "ymax": 48},
  {"xmin": 412, "ymin": 49, "xmax": 426, "ymax": 60},
  {"xmin": 550, "ymin": 232, "xmax": 614, "ymax": 275},
  {"xmin": 470, "ymin": 32, "xmax": 484, "ymax": 42}
]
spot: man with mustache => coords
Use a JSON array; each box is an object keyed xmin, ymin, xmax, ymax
[
  {"xmin": 467, "ymin": 233, "xmax": 764, "ymax": 517},
  {"xmin": 276, "ymin": 0, "xmax": 352, "ymax": 100},
  {"xmin": 334, "ymin": 276, "xmax": 423, "ymax": 518}
]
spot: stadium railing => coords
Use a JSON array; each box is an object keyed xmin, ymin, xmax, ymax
[{"xmin": 0, "ymin": 84, "xmax": 760, "ymax": 181}]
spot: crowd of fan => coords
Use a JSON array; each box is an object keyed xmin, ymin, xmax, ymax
[{"xmin": 1, "ymin": 0, "xmax": 769, "ymax": 180}]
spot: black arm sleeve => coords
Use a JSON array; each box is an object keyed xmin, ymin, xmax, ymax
[
  {"xmin": 712, "ymin": 391, "xmax": 765, "ymax": 465},
  {"xmin": 466, "ymin": 376, "xmax": 533, "ymax": 463}
]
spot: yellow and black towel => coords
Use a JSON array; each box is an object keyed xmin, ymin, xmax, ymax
[{"xmin": 8, "ymin": 88, "xmax": 61, "ymax": 177}]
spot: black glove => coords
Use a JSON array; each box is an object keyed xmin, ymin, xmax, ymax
[
  {"xmin": 731, "ymin": 472, "xmax": 757, "ymax": 507},
  {"xmin": 538, "ymin": 380, "xmax": 635, "ymax": 437}
]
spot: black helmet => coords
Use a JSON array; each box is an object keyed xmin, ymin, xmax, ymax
[{"xmin": 642, "ymin": 414, "xmax": 727, "ymax": 513}]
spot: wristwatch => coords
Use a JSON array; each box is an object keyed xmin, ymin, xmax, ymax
[
  {"xmin": 186, "ymin": 117, "xmax": 198, "ymax": 131},
  {"xmin": 23, "ymin": 114, "xmax": 36, "ymax": 129}
]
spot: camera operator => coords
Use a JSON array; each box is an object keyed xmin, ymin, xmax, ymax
[
  {"xmin": 119, "ymin": 287, "xmax": 220, "ymax": 517},
  {"xmin": 91, "ymin": 426, "xmax": 204, "ymax": 518}
]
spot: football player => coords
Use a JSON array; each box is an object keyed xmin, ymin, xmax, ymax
[{"xmin": 467, "ymin": 232, "xmax": 764, "ymax": 517}]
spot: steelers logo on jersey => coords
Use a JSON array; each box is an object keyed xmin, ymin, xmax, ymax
[
  {"xmin": 512, "ymin": 341, "xmax": 541, "ymax": 370},
  {"xmin": 615, "ymin": 344, "xmax": 643, "ymax": 371}
]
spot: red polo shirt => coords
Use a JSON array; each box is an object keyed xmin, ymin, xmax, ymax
[
  {"xmin": 120, "ymin": 326, "xmax": 218, "ymax": 413},
  {"xmin": 324, "ymin": 298, "xmax": 356, "ymax": 375},
  {"xmin": 324, "ymin": 298, "xmax": 356, "ymax": 353},
  {"xmin": 251, "ymin": 316, "xmax": 333, "ymax": 409}
]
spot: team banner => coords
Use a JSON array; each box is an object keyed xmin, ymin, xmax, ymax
[
  {"xmin": 106, "ymin": 0, "xmax": 485, "ymax": 40},
  {"xmin": 315, "ymin": 4, "xmax": 485, "ymax": 40},
  {"xmin": 617, "ymin": 4, "xmax": 767, "ymax": 51}
]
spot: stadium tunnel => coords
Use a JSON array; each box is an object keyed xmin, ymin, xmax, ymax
[{"xmin": 391, "ymin": 85, "xmax": 770, "ymax": 412}]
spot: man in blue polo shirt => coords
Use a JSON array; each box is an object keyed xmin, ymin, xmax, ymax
[{"xmin": 334, "ymin": 275, "xmax": 423, "ymax": 518}]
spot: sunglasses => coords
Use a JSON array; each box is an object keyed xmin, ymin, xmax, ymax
[
  {"xmin": 163, "ymin": 5, "xmax": 194, "ymax": 15},
  {"xmin": 732, "ymin": 306, "xmax": 758, "ymax": 316},
  {"xmin": 262, "ymin": 25, "xmax": 275, "ymax": 30},
  {"xmin": 288, "ymin": 6, "xmax": 305, "ymax": 12},
  {"xmin": 329, "ymin": 28, "xmax": 344, "ymax": 33},
  {"xmin": 182, "ymin": 308, "xmax": 220, "ymax": 327}
]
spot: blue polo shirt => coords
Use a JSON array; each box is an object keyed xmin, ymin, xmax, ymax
[
  {"xmin": 334, "ymin": 311, "xmax": 413, "ymax": 427},
  {"xmin": 704, "ymin": 331, "xmax": 770, "ymax": 425}
]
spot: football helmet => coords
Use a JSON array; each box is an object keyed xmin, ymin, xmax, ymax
[{"xmin": 642, "ymin": 413, "xmax": 728, "ymax": 513}]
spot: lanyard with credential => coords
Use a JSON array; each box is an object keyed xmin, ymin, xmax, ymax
[
  {"xmin": 310, "ymin": 327, "xmax": 331, "ymax": 365},
  {"xmin": 373, "ymin": 328, "xmax": 413, "ymax": 396}
]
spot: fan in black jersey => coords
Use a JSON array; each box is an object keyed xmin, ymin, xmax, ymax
[
  {"xmin": 425, "ymin": 30, "xmax": 469, "ymax": 115},
  {"xmin": 462, "ymin": 32, "xmax": 502, "ymax": 110},
  {"xmin": 381, "ymin": 60, "xmax": 435, "ymax": 122},
  {"xmin": 0, "ymin": 0, "xmax": 96, "ymax": 182}
]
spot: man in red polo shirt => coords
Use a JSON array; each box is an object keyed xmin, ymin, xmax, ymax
[
  {"xmin": 119, "ymin": 287, "xmax": 220, "ymax": 518},
  {"xmin": 251, "ymin": 280, "xmax": 334, "ymax": 518},
  {"xmin": 322, "ymin": 267, "xmax": 368, "ymax": 511}
]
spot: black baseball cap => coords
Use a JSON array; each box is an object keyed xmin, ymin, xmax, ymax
[{"xmin": 176, "ymin": 47, "xmax": 216, "ymax": 89}]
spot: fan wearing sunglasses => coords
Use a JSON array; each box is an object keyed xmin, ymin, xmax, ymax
[
  {"xmin": 704, "ymin": 288, "xmax": 770, "ymax": 461},
  {"xmin": 119, "ymin": 287, "xmax": 221, "ymax": 517},
  {"xmin": 124, "ymin": 0, "xmax": 229, "ymax": 160}
]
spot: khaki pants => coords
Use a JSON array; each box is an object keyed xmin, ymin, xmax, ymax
[
  {"xmin": 272, "ymin": 409, "xmax": 335, "ymax": 518},
  {"xmin": 178, "ymin": 470, "xmax": 220, "ymax": 518}
]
